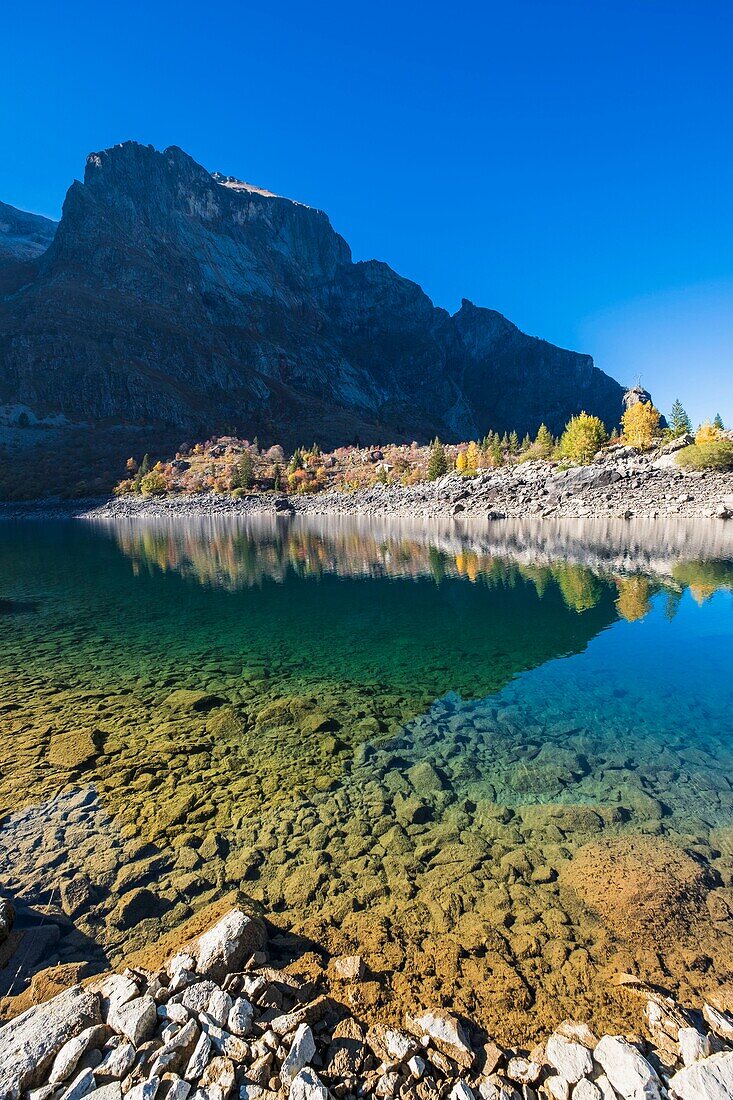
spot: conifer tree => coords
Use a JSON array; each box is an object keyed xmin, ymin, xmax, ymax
[
  {"xmin": 670, "ymin": 399, "xmax": 692, "ymax": 437},
  {"xmin": 427, "ymin": 438, "xmax": 448, "ymax": 480},
  {"xmin": 232, "ymin": 452, "xmax": 253, "ymax": 489},
  {"xmin": 714, "ymin": 413, "xmax": 725, "ymax": 430},
  {"xmin": 288, "ymin": 448, "xmax": 304, "ymax": 473},
  {"xmin": 534, "ymin": 423, "xmax": 554, "ymax": 458}
]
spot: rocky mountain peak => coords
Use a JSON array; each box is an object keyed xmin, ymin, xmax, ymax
[{"xmin": 0, "ymin": 142, "xmax": 625, "ymax": 443}]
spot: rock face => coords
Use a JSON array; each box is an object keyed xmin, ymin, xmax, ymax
[
  {"xmin": 0, "ymin": 200, "xmax": 57, "ymax": 296},
  {"xmin": 0, "ymin": 142, "xmax": 624, "ymax": 443},
  {"xmin": 0, "ymin": 200, "xmax": 56, "ymax": 262}
]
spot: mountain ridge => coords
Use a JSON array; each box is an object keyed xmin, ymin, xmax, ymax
[{"xmin": 0, "ymin": 141, "xmax": 625, "ymax": 444}]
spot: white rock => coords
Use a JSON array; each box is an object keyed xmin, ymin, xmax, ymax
[
  {"xmin": 59, "ymin": 1068, "xmax": 97, "ymax": 1100},
  {"xmin": 703, "ymin": 1005, "xmax": 733, "ymax": 1043},
  {"xmin": 545, "ymin": 1033, "xmax": 593, "ymax": 1084},
  {"xmin": 594, "ymin": 1035, "xmax": 660, "ymax": 1099},
  {"xmin": 97, "ymin": 1041, "xmax": 135, "ymax": 1080},
  {"xmin": 407, "ymin": 1056, "xmax": 426, "ymax": 1079},
  {"xmin": 375, "ymin": 1070, "xmax": 400, "ymax": 1097},
  {"xmin": 281, "ymin": 1023, "xmax": 317, "ymax": 1085},
  {"xmin": 165, "ymin": 1078, "xmax": 192, "ymax": 1100},
  {"xmin": 669, "ymin": 1051, "xmax": 733, "ymax": 1099},
  {"xmin": 28, "ymin": 1087, "xmax": 57, "ymax": 1100},
  {"xmin": 405, "ymin": 1009, "xmax": 474, "ymax": 1068},
  {"xmin": 168, "ymin": 951, "xmax": 197, "ymax": 980},
  {"xmin": 161, "ymin": 1022, "xmax": 182, "ymax": 1044},
  {"xmin": 506, "ymin": 1056, "xmax": 540, "ymax": 1084},
  {"xmin": 543, "ymin": 1077, "xmax": 569, "ymax": 1100},
  {"xmin": 108, "ymin": 994, "xmax": 157, "ymax": 1046},
  {"xmin": 449, "ymin": 1083, "xmax": 474, "ymax": 1100},
  {"xmin": 125, "ymin": 1079, "xmax": 160, "ymax": 1100},
  {"xmin": 185, "ymin": 1032, "xmax": 213, "ymax": 1082},
  {"xmin": 193, "ymin": 909, "xmax": 262, "ymax": 981},
  {"xmin": 50, "ymin": 1027, "xmax": 102, "ymax": 1085},
  {"xmin": 207, "ymin": 989, "xmax": 234, "ymax": 1027},
  {"xmin": 594, "ymin": 1077, "xmax": 617, "ymax": 1100},
  {"xmin": 0, "ymin": 985, "xmax": 100, "ymax": 1100},
  {"xmin": 199, "ymin": 1012, "xmax": 248, "ymax": 1060},
  {"xmin": 678, "ymin": 1026, "xmax": 711, "ymax": 1066},
  {"xmin": 86, "ymin": 1084, "xmax": 123, "ymax": 1100},
  {"xmin": 477, "ymin": 1077, "xmax": 520, "ymax": 1100},
  {"xmin": 96, "ymin": 974, "xmax": 139, "ymax": 1020},
  {"xmin": 159, "ymin": 1003, "xmax": 191, "ymax": 1026},
  {"xmin": 227, "ymin": 997, "xmax": 254, "ymax": 1037},
  {"xmin": 331, "ymin": 955, "xmax": 365, "ymax": 980},
  {"xmin": 573, "ymin": 1082, "xmax": 601, "ymax": 1100},
  {"xmin": 177, "ymin": 980, "xmax": 221, "ymax": 1015},
  {"xmin": 150, "ymin": 1018, "xmax": 200, "ymax": 1075},
  {"xmin": 239, "ymin": 1088, "xmax": 264, "ymax": 1100},
  {"xmin": 289, "ymin": 1068, "xmax": 329, "ymax": 1100}
]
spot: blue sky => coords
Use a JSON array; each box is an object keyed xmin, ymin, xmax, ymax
[{"xmin": 2, "ymin": 0, "xmax": 731, "ymax": 426}]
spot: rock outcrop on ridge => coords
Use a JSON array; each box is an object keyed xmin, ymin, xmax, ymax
[{"xmin": 0, "ymin": 143, "xmax": 624, "ymax": 444}]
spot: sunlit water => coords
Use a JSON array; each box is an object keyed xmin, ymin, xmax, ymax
[{"xmin": 1, "ymin": 515, "xmax": 733, "ymax": 1039}]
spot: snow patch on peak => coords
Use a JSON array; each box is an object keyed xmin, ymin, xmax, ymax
[{"xmin": 212, "ymin": 173, "xmax": 280, "ymax": 199}]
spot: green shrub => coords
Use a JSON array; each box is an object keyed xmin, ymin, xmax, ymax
[
  {"xmin": 676, "ymin": 440, "xmax": 733, "ymax": 470},
  {"xmin": 139, "ymin": 470, "xmax": 168, "ymax": 496}
]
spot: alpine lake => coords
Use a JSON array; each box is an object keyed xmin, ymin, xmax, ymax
[{"xmin": 1, "ymin": 514, "xmax": 733, "ymax": 1043}]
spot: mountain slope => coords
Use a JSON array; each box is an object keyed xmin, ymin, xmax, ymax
[
  {"xmin": 0, "ymin": 201, "xmax": 57, "ymax": 296},
  {"xmin": 0, "ymin": 143, "xmax": 624, "ymax": 443}
]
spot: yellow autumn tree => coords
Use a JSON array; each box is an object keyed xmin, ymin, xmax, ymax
[
  {"xmin": 455, "ymin": 451, "xmax": 467, "ymax": 473},
  {"xmin": 465, "ymin": 440, "xmax": 480, "ymax": 472},
  {"xmin": 559, "ymin": 413, "xmax": 608, "ymax": 465},
  {"xmin": 696, "ymin": 422, "xmax": 720, "ymax": 445},
  {"xmin": 621, "ymin": 402, "xmax": 660, "ymax": 449}
]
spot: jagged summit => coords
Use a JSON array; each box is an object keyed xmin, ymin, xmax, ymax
[{"xmin": 0, "ymin": 142, "xmax": 625, "ymax": 443}]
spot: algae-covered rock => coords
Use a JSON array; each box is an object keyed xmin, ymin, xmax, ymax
[
  {"xmin": 559, "ymin": 834, "xmax": 714, "ymax": 940},
  {"xmin": 165, "ymin": 690, "xmax": 222, "ymax": 713},
  {"xmin": 48, "ymin": 729, "xmax": 100, "ymax": 770},
  {"xmin": 207, "ymin": 707, "xmax": 247, "ymax": 739}
]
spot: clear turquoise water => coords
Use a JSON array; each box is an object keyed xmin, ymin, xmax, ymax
[{"xmin": 1, "ymin": 515, "xmax": 732, "ymax": 1037}]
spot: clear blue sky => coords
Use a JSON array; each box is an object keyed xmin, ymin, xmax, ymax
[{"xmin": 2, "ymin": 0, "xmax": 732, "ymax": 426}]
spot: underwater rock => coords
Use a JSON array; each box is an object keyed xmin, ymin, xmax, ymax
[
  {"xmin": 559, "ymin": 834, "xmax": 714, "ymax": 940},
  {"xmin": 164, "ymin": 690, "xmax": 222, "ymax": 713},
  {"xmin": 48, "ymin": 729, "xmax": 100, "ymax": 770}
]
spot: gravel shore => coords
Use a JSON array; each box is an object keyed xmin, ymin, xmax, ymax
[
  {"xmin": 1, "ymin": 441, "xmax": 732, "ymax": 525},
  {"xmin": 82, "ymin": 444, "xmax": 733, "ymax": 524},
  {"xmin": 2, "ymin": 905, "xmax": 731, "ymax": 1100}
]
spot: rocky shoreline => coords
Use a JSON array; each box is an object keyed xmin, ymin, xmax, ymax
[
  {"xmin": 2, "ymin": 906, "xmax": 731, "ymax": 1100},
  {"xmin": 73, "ymin": 443, "xmax": 733, "ymax": 523},
  {"xmin": 1, "ymin": 440, "xmax": 732, "ymax": 525}
]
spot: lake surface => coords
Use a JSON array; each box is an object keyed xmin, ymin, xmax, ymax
[{"xmin": 1, "ymin": 515, "xmax": 733, "ymax": 1040}]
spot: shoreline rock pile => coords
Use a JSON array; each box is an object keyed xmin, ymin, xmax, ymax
[
  {"xmin": 77, "ymin": 441, "xmax": 733, "ymax": 525},
  {"xmin": 2, "ymin": 909, "xmax": 732, "ymax": 1100}
]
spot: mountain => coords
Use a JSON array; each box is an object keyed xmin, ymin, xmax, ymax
[
  {"xmin": 0, "ymin": 143, "xmax": 625, "ymax": 444},
  {"xmin": 0, "ymin": 200, "xmax": 56, "ymax": 262},
  {"xmin": 0, "ymin": 201, "xmax": 57, "ymax": 296}
]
